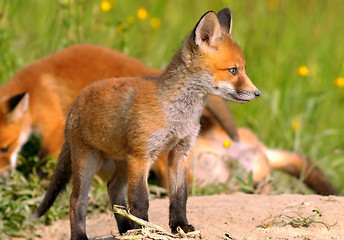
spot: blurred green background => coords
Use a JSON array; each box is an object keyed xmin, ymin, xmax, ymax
[{"xmin": 0, "ymin": 0, "xmax": 343, "ymax": 238}]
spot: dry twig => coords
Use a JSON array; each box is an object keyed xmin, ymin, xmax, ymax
[{"xmin": 112, "ymin": 205, "xmax": 203, "ymax": 240}]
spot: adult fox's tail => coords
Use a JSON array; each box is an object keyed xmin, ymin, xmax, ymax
[
  {"xmin": 265, "ymin": 148, "xmax": 336, "ymax": 195},
  {"xmin": 31, "ymin": 142, "xmax": 72, "ymax": 220}
]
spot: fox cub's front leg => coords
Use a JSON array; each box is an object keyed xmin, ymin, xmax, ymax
[{"xmin": 168, "ymin": 138, "xmax": 195, "ymax": 233}]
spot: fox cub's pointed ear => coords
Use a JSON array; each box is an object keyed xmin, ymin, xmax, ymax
[
  {"xmin": 217, "ymin": 8, "xmax": 232, "ymax": 35},
  {"xmin": 194, "ymin": 11, "xmax": 221, "ymax": 50},
  {"xmin": 1, "ymin": 92, "xmax": 29, "ymax": 121}
]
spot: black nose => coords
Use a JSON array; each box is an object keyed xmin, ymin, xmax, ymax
[{"xmin": 254, "ymin": 90, "xmax": 261, "ymax": 98}]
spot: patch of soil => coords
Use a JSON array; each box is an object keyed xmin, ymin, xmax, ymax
[{"xmin": 36, "ymin": 193, "xmax": 344, "ymax": 240}]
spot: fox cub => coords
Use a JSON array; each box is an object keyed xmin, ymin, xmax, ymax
[{"xmin": 32, "ymin": 8, "xmax": 260, "ymax": 239}]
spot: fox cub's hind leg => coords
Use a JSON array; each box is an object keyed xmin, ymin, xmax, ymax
[
  {"xmin": 126, "ymin": 155, "xmax": 151, "ymax": 230},
  {"xmin": 69, "ymin": 145, "xmax": 103, "ymax": 240},
  {"xmin": 107, "ymin": 161, "xmax": 131, "ymax": 234},
  {"xmin": 168, "ymin": 139, "xmax": 195, "ymax": 233}
]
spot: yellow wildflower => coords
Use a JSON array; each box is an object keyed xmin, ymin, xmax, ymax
[
  {"xmin": 223, "ymin": 140, "xmax": 231, "ymax": 148},
  {"xmin": 150, "ymin": 17, "xmax": 161, "ymax": 29},
  {"xmin": 127, "ymin": 16, "xmax": 135, "ymax": 24},
  {"xmin": 335, "ymin": 77, "xmax": 344, "ymax": 88},
  {"xmin": 137, "ymin": 8, "xmax": 148, "ymax": 20},
  {"xmin": 291, "ymin": 117, "xmax": 301, "ymax": 132},
  {"xmin": 100, "ymin": 0, "xmax": 112, "ymax": 12},
  {"xmin": 267, "ymin": 0, "xmax": 280, "ymax": 12},
  {"xmin": 297, "ymin": 65, "xmax": 309, "ymax": 77}
]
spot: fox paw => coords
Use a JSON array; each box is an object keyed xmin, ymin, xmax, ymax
[{"xmin": 171, "ymin": 224, "xmax": 195, "ymax": 234}]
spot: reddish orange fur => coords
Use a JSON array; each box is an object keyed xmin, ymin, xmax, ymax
[{"xmin": 200, "ymin": 38, "xmax": 257, "ymax": 93}]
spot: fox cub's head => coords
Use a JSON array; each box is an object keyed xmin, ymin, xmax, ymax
[
  {"xmin": 0, "ymin": 92, "xmax": 31, "ymax": 174},
  {"xmin": 187, "ymin": 8, "xmax": 260, "ymax": 103}
]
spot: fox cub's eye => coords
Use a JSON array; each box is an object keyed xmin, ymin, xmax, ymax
[
  {"xmin": 228, "ymin": 67, "xmax": 238, "ymax": 75},
  {"xmin": 0, "ymin": 146, "xmax": 9, "ymax": 153}
]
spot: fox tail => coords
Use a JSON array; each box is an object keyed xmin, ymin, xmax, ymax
[
  {"xmin": 265, "ymin": 148, "xmax": 336, "ymax": 195},
  {"xmin": 31, "ymin": 142, "xmax": 72, "ymax": 220}
]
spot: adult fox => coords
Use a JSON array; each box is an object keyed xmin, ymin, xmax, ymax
[{"xmin": 32, "ymin": 8, "xmax": 261, "ymax": 239}]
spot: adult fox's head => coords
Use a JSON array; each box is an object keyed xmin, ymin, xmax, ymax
[
  {"xmin": 185, "ymin": 8, "xmax": 260, "ymax": 103},
  {"xmin": 0, "ymin": 92, "xmax": 31, "ymax": 174}
]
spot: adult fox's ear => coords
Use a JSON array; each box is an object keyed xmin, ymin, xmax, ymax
[
  {"xmin": 0, "ymin": 92, "xmax": 29, "ymax": 121},
  {"xmin": 217, "ymin": 8, "xmax": 232, "ymax": 35},
  {"xmin": 193, "ymin": 11, "xmax": 222, "ymax": 50}
]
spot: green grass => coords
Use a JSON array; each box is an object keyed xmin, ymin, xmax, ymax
[
  {"xmin": 0, "ymin": 0, "xmax": 343, "ymax": 238},
  {"xmin": 0, "ymin": 153, "xmax": 109, "ymax": 239}
]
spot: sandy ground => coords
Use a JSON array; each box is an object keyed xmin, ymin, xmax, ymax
[{"xmin": 36, "ymin": 193, "xmax": 344, "ymax": 240}]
